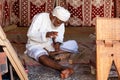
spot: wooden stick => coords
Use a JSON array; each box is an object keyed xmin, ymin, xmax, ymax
[{"xmin": 0, "ymin": 72, "xmax": 2, "ymax": 80}]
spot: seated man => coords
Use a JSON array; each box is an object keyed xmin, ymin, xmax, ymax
[{"xmin": 25, "ymin": 6, "xmax": 79, "ymax": 79}]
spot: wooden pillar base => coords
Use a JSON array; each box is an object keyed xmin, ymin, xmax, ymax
[{"xmin": 96, "ymin": 18, "xmax": 120, "ymax": 80}]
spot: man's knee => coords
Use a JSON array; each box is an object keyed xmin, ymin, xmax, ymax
[{"xmin": 60, "ymin": 40, "xmax": 78, "ymax": 53}]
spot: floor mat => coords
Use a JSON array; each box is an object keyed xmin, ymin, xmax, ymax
[{"xmin": 27, "ymin": 63, "xmax": 95, "ymax": 80}]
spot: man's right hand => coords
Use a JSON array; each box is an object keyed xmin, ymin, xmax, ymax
[{"xmin": 46, "ymin": 31, "xmax": 58, "ymax": 38}]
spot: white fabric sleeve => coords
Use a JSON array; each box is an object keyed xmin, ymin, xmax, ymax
[
  {"xmin": 27, "ymin": 14, "xmax": 48, "ymax": 43},
  {"xmin": 27, "ymin": 31, "xmax": 48, "ymax": 43}
]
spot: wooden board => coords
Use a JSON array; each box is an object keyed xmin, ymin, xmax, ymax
[
  {"xmin": 0, "ymin": 25, "xmax": 28, "ymax": 80},
  {"xmin": 96, "ymin": 17, "xmax": 120, "ymax": 40},
  {"xmin": 96, "ymin": 17, "xmax": 120, "ymax": 80},
  {"xmin": 0, "ymin": 72, "xmax": 2, "ymax": 80}
]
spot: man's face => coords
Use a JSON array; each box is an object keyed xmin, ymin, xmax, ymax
[{"xmin": 52, "ymin": 17, "xmax": 64, "ymax": 27}]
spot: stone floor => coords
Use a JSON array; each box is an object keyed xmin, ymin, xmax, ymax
[{"xmin": 27, "ymin": 63, "xmax": 95, "ymax": 80}]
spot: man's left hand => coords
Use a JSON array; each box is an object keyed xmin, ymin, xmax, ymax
[{"xmin": 53, "ymin": 42, "xmax": 61, "ymax": 52}]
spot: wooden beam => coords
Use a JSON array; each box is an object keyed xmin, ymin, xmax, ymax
[
  {"xmin": 96, "ymin": 17, "xmax": 120, "ymax": 80},
  {"xmin": 0, "ymin": 72, "xmax": 2, "ymax": 80},
  {"xmin": 0, "ymin": 25, "xmax": 28, "ymax": 80}
]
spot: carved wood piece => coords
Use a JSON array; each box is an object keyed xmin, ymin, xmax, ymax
[
  {"xmin": 0, "ymin": 26, "xmax": 28, "ymax": 80},
  {"xmin": 96, "ymin": 17, "xmax": 120, "ymax": 80}
]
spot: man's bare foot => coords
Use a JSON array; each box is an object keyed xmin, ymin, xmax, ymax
[{"xmin": 60, "ymin": 68, "xmax": 74, "ymax": 79}]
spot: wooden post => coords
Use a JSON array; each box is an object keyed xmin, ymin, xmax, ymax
[
  {"xmin": 0, "ymin": 25, "xmax": 28, "ymax": 80},
  {"xmin": 96, "ymin": 18, "xmax": 120, "ymax": 80},
  {"xmin": 0, "ymin": 72, "xmax": 2, "ymax": 80}
]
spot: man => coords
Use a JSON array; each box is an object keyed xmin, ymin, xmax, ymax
[{"xmin": 25, "ymin": 6, "xmax": 78, "ymax": 79}]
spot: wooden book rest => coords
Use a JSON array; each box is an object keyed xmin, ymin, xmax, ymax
[
  {"xmin": 96, "ymin": 17, "xmax": 120, "ymax": 80},
  {"xmin": 0, "ymin": 25, "xmax": 28, "ymax": 80}
]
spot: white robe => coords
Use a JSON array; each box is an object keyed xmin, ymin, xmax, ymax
[{"xmin": 25, "ymin": 13, "xmax": 78, "ymax": 61}]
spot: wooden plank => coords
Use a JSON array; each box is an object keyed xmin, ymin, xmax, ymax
[
  {"xmin": 3, "ymin": 40, "xmax": 28, "ymax": 80},
  {"xmin": 96, "ymin": 41, "xmax": 113, "ymax": 80},
  {"xmin": 0, "ymin": 26, "xmax": 6, "ymax": 40},
  {"xmin": 0, "ymin": 72, "xmax": 2, "ymax": 80},
  {"xmin": 96, "ymin": 18, "xmax": 120, "ymax": 80},
  {"xmin": 0, "ymin": 39, "xmax": 4, "ymax": 46},
  {"xmin": 113, "ymin": 41, "xmax": 120, "ymax": 77},
  {"xmin": 96, "ymin": 17, "xmax": 120, "ymax": 40},
  {"xmin": 0, "ymin": 25, "xmax": 28, "ymax": 80}
]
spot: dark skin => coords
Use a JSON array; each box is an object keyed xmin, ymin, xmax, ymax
[{"xmin": 38, "ymin": 13, "xmax": 74, "ymax": 79}]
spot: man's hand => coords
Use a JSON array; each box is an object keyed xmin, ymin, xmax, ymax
[
  {"xmin": 46, "ymin": 31, "xmax": 61, "ymax": 51},
  {"xmin": 46, "ymin": 31, "xmax": 58, "ymax": 38},
  {"xmin": 53, "ymin": 42, "xmax": 61, "ymax": 52}
]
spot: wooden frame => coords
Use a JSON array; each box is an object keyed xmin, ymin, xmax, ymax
[
  {"xmin": 96, "ymin": 17, "xmax": 120, "ymax": 80},
  {"xmin": 0, "ymin": 25, "xmax": 28, "ymax": 80},
  {"xmin": 0, "ymin": 72, "xmax": 2, "ymax": 80}
]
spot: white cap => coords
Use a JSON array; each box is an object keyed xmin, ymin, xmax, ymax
[{"xmin": 52, "ymin": 6, "xmax": 70, "ymax": 22}]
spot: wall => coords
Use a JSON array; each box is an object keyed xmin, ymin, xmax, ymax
[
  {"xmin": 66, "ymin": 0, "xmax": 114, "ymax": 26},
  {"xmin": 1, "ymin": 0, "xmax": 119, "ymax": 27},
  {"xmin": 116, "ymin": 0, "xmax": 120, "ymax": 17},
  {"xmin": 0, "ymin": 1, "xmax": 2, "ymax": 26},
  {"xmin": 1, "ymin": 0, "xmax": 55, "ymax": 27}
]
